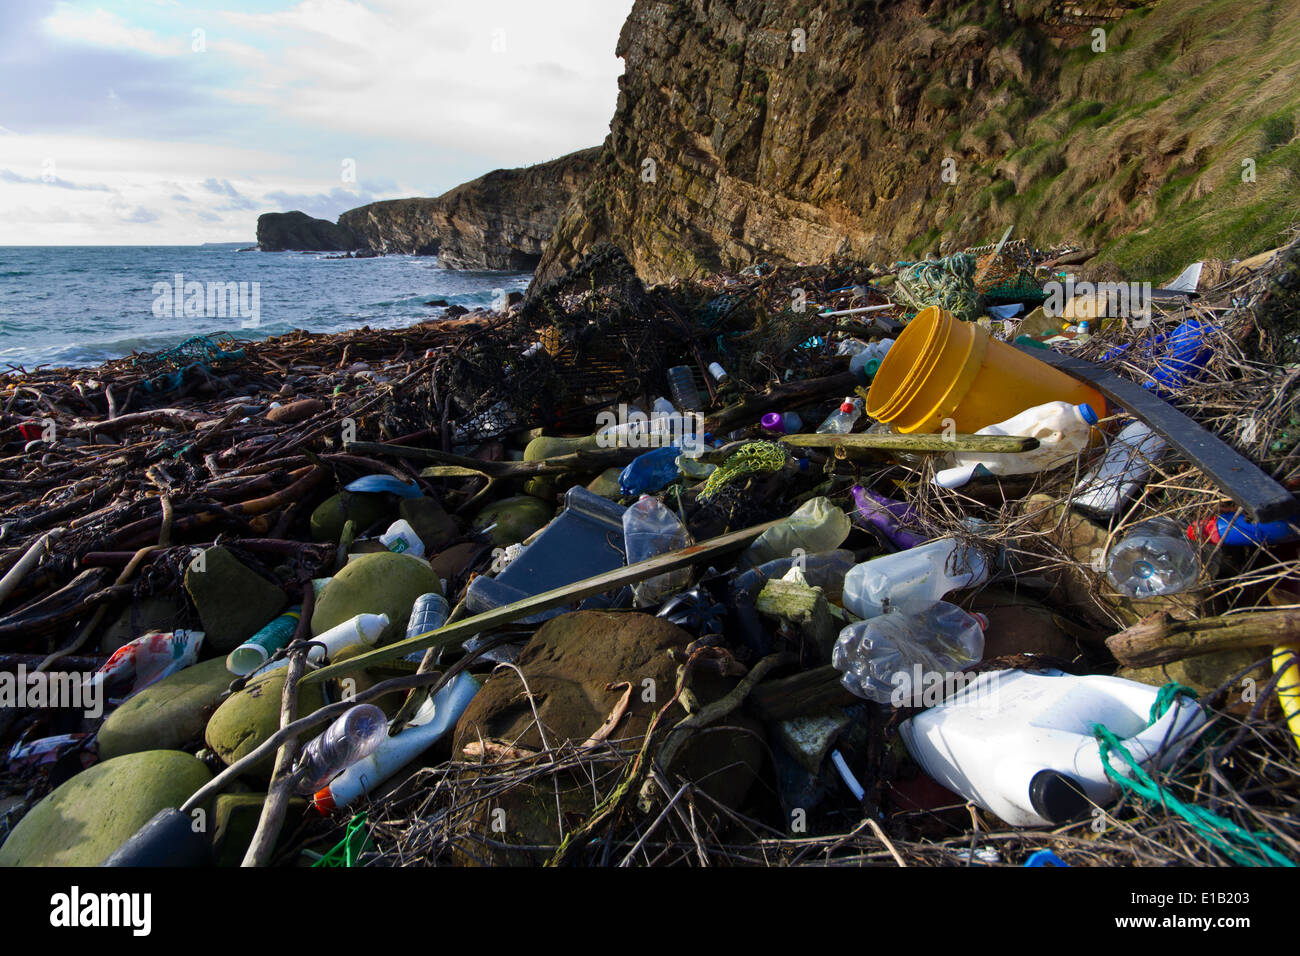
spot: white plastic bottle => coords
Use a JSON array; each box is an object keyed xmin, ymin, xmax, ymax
[
  {"xmin": 1072, "ymin": 419, "xmax": 1169, "ymax": 518},
  {"xmin": 312, "ymin": 672, "xmax": 481, "ymax": 812},
  {"xmin": 816, "ymin": 397, "xmax": 864, "ymax": 435},
  {"xmin": 934, "ymin": 401, "xmax": 1099, "ymax": 489},
  {"xmin": 899, "ymin": 669, "xmax": 1205, "ymax": 827},
  {"xmin": 257, "ymin": 612, "xmax": 389, "ymax": 673},
  {"xmin": 842, "ymin": 537, "xmax": 989, "ymax": 618}
]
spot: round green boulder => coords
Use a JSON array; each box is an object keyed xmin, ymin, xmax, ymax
[
  {"xmin": 472, "ymin": 495, "xmax": 554, "ymax": 546},
  {"xmin": 310, "ymin": 491, "xmax": 391, "ymax": 543},
  {"xmin": 98, "ymin": 657, "xmax": 236, "ymax": 760},
  {"xmin": 310, "ymin": 551, "xmax": 441, "ymax": 641},
  {"xmin": 203, "ymin": 670, "xmax": 328, "ymax": 777},
  {"xmin": 0, "ymin": 750, "xmax": 211, "ymax": 867}
]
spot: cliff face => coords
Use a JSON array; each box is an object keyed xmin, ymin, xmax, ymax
[
  {"xmin": 335, "ymin": 148, "xmax": 600, "ymax": 269},
  {"xmin": 256, "ymin": 211, "xmax": 363, "ymax": 252},
  {"xmin": 257, "ymin": 148, "xmax": 598, "ymax": 268},
  {"xmin": 534, "ymin": 0, "xmax": 1300, "ymax": 287}
]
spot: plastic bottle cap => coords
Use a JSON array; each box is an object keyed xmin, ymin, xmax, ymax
[
  {"xmin": 760, "ymin": 412, "xmax": 785, "ymax": 433},
  {"xmin": 1076, "ymin": 403, "xmax": 1099, "ymax": 425},
  {"xmin": 708, "ymin": 362, "xmax": 727, "ymax": 381},
  {"xmin": 839, "ymin": 401, "xmax": 855, "ymax": 413}
]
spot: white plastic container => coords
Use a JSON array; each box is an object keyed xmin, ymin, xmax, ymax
[
  {"xmin": 380, "ymin": 519, "xmax": 425, "ymax": 558},
  {"xmin": 841, "ymin": 537, "xmax": 989, "ymax": 618},
  {"xmin": 899, "ymin": 669, "xmax": 1205, "ymax": 827},
  {"xmin": 312, "ymin": 672, "xmax": 481, "ymax": 812},
  {"xmin": 934, "ymin": 401, "xmax": 1099, "ymax": 489},
  {"xmin": 1072, "ymin": 419, "xmax": 1169, "ymax": 518}
]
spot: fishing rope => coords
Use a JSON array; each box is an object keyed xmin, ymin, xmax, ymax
[
  {"xmin": 1091, "ymin": 683, "xmax": 1295, "ymax": 867},
  {"xmin": 894, "ymin": 253, "xmax": 980, "ymax": 321},
  {"xmin": 698, "ymin": 441, "xmax": 786, "ymax": 502}
]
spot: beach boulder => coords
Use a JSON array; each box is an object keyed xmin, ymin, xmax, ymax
[
  {"xmin": 184, "ymin": 547, "xmax": 287, "ymax": 653},
  {"xmin": 0, "ymin": 750, "xmax": 211, "ymax": 867},
  {"xmin": 310, "ymin": 491, "xmax": 391, "ymax": 543},
  {"xmin": 471, "ymin": 495, "xmax": 554, "ymax": 546},
  {"xmin": 310, "ymin": 551, "xmax": 441, "ymax": 642},
  {"xmin": 97, "ymin": 657, "xmax": 235, "ymax": 760},
  {"xmin": 203, "ymin": 670, "xmax": 327, "ymax": 777}
]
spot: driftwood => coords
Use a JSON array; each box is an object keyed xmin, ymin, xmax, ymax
[{"xmin": 1106, "ymin": 609, "xmax": 1300, "ymax": 667}]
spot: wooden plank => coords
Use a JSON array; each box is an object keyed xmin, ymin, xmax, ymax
[
  {"xmin": 780, "ymin": 432, "xmax": 1039, "ymax": 454},
  {"xmin": 1016, "ymin": 345, "xmax": 1296, "ymax": 523},
  {"xmin": 299, "ymin": 517, "xmax": 782, "ymax": 686}
]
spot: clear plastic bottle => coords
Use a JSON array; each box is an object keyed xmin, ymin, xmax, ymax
[
  {"xmin": 406, "ymin": 592, "xmax": 450, "ymax": 639},
  {"xmin": 666, "ymin": 366, "xmax": 702, "ymax": 413},
  {"xmin": 1105, "ymin": 517, "xmax": 1201, "ymax": 598},
  {"xmin": 832, "ymin": 601, "xmax": 987, "ymax": 704},
  {"xmin": 816, "ymin": 397, "xmax": 864, "ymax": 434},
  {"xmin": 842, "ymin": 537, "xmax": 989, "ymax": 618},
  {"xmin": 293, "ymin": 704, "xmax": 389, "ymax": 794},
  {"xmin": 622, "ymin": 495, "xmax": 694, "ymax": 606},
  {"xmin": 849, "ymin": 339, "xmax": 894, "ymax": 379}
]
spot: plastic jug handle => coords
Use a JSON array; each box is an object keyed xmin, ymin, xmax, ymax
[{"xmin": 1102, "ymin": 696, "xmax": 1204, "ymax": 772}]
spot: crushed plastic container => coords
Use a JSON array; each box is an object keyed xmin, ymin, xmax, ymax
[
  {"xmin": 850, "ymin": 485, "xmax": 927, "ymax": 550},
  {"xmin": 934, "ymin": 401, "xmax": 1099, "ymax": 489},
  {"xmin": 842, "ymin": 537, "xmax": 989, "ymax": 619},
  {"xmin": 740, "ymin": 496, "xmax": 852, "ymax": 569},
  {"xmin": 1072, "ymin": 419, "xmax": 1169, "ymax": 518},
  {"xmin": 379, "ymin": 518, "xmax": 425, "ymax": 558},
  {"xmin": 623, "ymin": 495, "xmax": 694, "ymax": 607},
  {"xmin": 899, "ymin": 669, "xmax": 1206, "ymax": 827},
  {"xmin": 832, "ymin": 601, "xmax": 986, "ymax": 704}
]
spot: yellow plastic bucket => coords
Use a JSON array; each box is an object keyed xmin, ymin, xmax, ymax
[{"xmin": 866, "ymin": 307, "xmax": 1108, "ymax": 434}]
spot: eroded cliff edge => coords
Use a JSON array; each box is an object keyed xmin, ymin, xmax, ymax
[{"xmin": 533, "ymin": 0, "xmax": 1300, "ymax": 288}]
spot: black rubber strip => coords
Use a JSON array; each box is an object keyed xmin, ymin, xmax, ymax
[{"xmin": 1014, "ymin": 344, "xmax": 1296, "ymax": 523}]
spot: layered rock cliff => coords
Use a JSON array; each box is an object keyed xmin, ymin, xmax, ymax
[
  {"xmin": 533, "ymin": 0, "xmax": 1300, "ymax": 288},
  {"xmin": 257, "ymin": 148, "xmax": 598, "ymax": 268},
  {"xmin": 340, "ymin": 148, "xmax": 598, "ymax": 269}
]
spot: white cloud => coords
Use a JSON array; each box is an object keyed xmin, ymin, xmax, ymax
[{"xmin": 42, "ymin": 4, "xmax": 188, "ymax": 58}]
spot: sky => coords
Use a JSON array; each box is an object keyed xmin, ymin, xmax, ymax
[{"xmin": 0, "ymin": 0, "xmax": 634, "ymax": 244}]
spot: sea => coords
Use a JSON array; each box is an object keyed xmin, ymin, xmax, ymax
[{"xmin": 0, "ymin": 243, "xmax": 532, "ymax": 371}]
